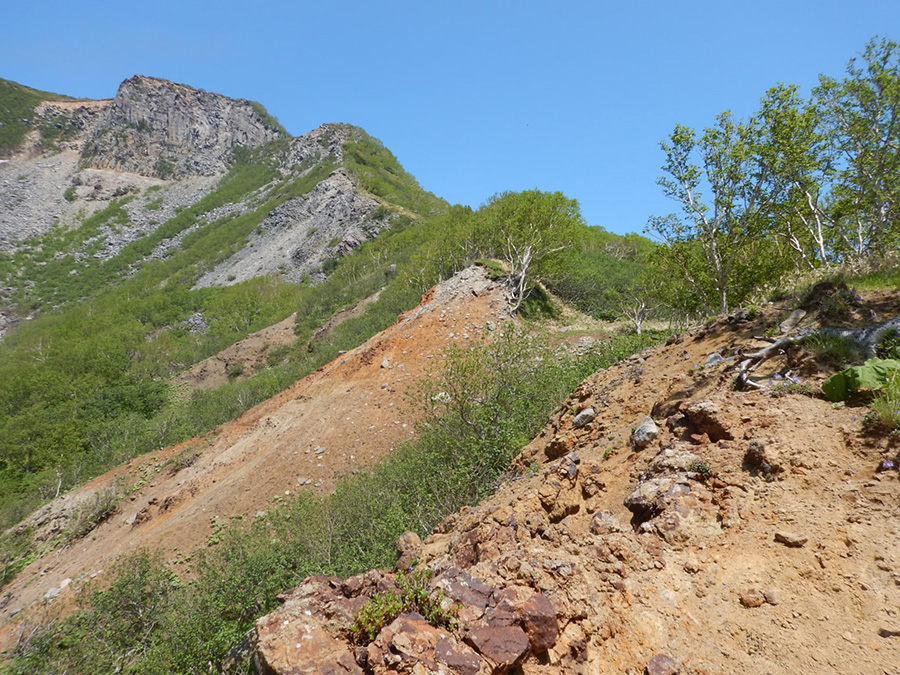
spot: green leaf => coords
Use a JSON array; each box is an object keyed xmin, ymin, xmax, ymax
[{"xmin": 822, "ymin": 358, "xmax": 900, "ymax": 401}]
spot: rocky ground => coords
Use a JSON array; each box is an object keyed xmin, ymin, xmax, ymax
[{"xmin": 252, "ymin": 293, "xmax": 900, "ymax": 675}]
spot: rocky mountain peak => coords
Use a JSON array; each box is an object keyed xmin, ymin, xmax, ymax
[{"xmin": 80, "ymin": 75, "xmax": 285, "ymax": 178}]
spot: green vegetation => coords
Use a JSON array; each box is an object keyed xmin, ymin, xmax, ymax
[
  {"xmin": 349, "ymin": 568, "xmax": 457, "ymax": 644},
  {"xmin": 646, "ymin": 37, "xmax": 900, "ymax": 318},
  {"xmin": 0, "ymin": 78, "xmax": 75, "ymax": 156},
  {"xmin": 866, "ymin": 371, "xmax": 900, "ymax": 432},
  {"xmin": 801, "ymin": 332, "xmax": 864, "ymax": 368},
  {"xmin": 822, "ymin": 357, "xmax": 900, "ymax": 401},
  {"xmin": 2, "ymin": 329, "xmax": 661, "ymax": 674},
  {"xmin": 248, "ymin": 100, "xmax": 288, "ymax": 136},
  {"xmin": 63, "ymin": 482, "xmax": 123, "ymax": 542},
  {"xmin": 343, "ymin": 128, "xmax": 448, "ymax": 216}
]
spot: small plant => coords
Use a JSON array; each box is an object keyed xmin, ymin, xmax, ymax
[
  {"xmin": 625, "ymin": 363, "xmax": 645, "ymax": 381},
  {"xmin": 688, "ymin": 460, "xmax": 712, "ymax": 477},
  {"xmin": 876, "ymin": 328, "xmax": 900, "ymax": 360},
  {"xmin": 864, "ymin": 370, "xmax": 900, "ymax": 432},
  {"xmin": 801, "ymin": 332, "xmax": 862, "ymax": 368},
  {"xmin": 166, "ymin": 450, "xmax": 200, "ymax": 475},
  {"xmin": 155, "ymin": 157, "xmax": 175, "ymax": 179},
  {"xmin": 65, "ymin": 482, "xmax": 123, "ymax": 541},
  {"xmin": 816, "ymin": 285, "xmax": 861, "ymax": 321},
  {"xmin": 767, "ymin": 381, "xmax": 818, "ymax": 398},
  {"xmin": 348, "ymin": 568, "xmax": 458, "ymax": 644},
  {"xmin": 226, "ymin": 361, "xmax": 245, "ymax": 378},
  {"xmin": 63, "ymin": 186, "xmax": 76, "ymax": 202},
  {"xmin": 144, "ymin": 197, "xmax": 163, "ymax": 211},
  {"xmin": 765, "ymin": 372, "xmax": 816, "ymax": 398}
]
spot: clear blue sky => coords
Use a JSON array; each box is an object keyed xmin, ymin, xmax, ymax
[{"xmin": 3, "ymin": 1, "xmax": 898, "ymax": 235}]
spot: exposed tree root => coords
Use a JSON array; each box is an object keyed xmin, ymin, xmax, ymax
[{"xmin": 734, "ymin": 316, "xmax": 900, "ymax": 391}]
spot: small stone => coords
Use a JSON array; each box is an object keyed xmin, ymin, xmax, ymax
[
  {"xmin": 704, "ymin": 352, "xmax": 724, "ymax": 367},
  {"xmin": 779, "ymin": 309, "xmax": 807, "ymax": 334},
  {"xmin": 645, "ymin": 653, "xmax": 679, "ymax": 675},
  {"xmin": 589, "ymin": 511, "xmax": 622, "ymax": 535},
  {"xmin": 572, "ymin": 408, "xmax": 596, "ymax": 428},
  {"xmin": 774, "ymin": 531, "xmax": 808, "ymax": 548},
  {"xmin": 381, "ymin": 358, "xmax": 390, "ymax": 368},
  {"xmin": 878, "ymin": 626, "xmax": 900, "ymax": 638},
  {"xmin": 632, "ymin": 416, "xmax": 660, "ymax": 449},
  {"xmin": 763, "ymin": 588, "xmax": 780, "ymax": 605},
  {"xmin": 740, "ymin": 589, "xmax": 766, "ymax": 608}
]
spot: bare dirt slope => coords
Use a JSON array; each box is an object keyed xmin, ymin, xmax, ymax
[
  {"xmin": 255, "ymin": 294, "xmax": 900, "ymax": 675},
  {"xmin": 0, "ymin": 266, "xmax": 511, "ymax": 645}
]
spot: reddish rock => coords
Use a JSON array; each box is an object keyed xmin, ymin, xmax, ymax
[
  {"xmin": 464, "ymin": 625, "xmax": 531, "ymax": 672},
  {"xmin": 683, "ymin": 400, "xmax": 732, "ymax": 441},
  {"xmin": 256, "ymin": 609, "xmax": 362, "ymax": 675},
  {"xmin": 437, "ymin": 570, "xmax": 496, "ymax": 610},
  {"xmin": 395, "ymin": 530, "xmax": 423, "ymax": 571},
  {"xmin": 516, "ymin": 593, "xmax": 558, "ymax": 652},
  {"xmin": 366, "ymin": 613, "xmax": 487, "ymax": 675},
  {"xmin": 646, "ymin": 653, "xmax": 679, "ymax": 675},
  {"xmin": 740, "ymin": 589, "xmax": 766, "ymax": 608},
  {"xmin": 484, "ymin": 598, "xmax": 520, "ymax": 628}
]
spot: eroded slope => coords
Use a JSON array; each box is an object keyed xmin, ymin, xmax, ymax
[{"xmin": 0, "ymin": 266, "xmax": 510, "ymax": 647}]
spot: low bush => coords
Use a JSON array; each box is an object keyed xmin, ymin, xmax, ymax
[{"xmin": 349, "ymin": 569, "xmax": 457, "ymax": 644}]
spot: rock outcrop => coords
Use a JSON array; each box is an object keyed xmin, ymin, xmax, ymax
[
  {"xmin": 81, "ymin": 75, "xmax": 284, "ymax": 177},
  {"xmin": 192, "ymin": 166, "xmax": 383, "ymax": 288}
]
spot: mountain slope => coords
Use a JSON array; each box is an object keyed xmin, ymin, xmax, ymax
[
  {"xmin": 0, "ymin": 75, "xmax": 453, "ymax": 556},
  {"xmin": 0, "ymin": 265, "xmax": 510, "ymax": 648}
]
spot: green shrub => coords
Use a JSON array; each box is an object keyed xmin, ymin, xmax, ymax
[
  {"xmin": 802, "ymin": 332, "xmax": 863, "ymax": 368},
  {"xmin": 349, "ymin": 568, "xmax": 457, "ymax": 644},
  {"xmin": 64, "ymin": 482, "xmax": 123, "ymax": 541},
  {"xmin": 876, "ymin": 328, "xmax": 900, "ymax": 359},
  {"xmin": 0, "ymin": 78, "xmax": 75, "ymax": 155},
  {"xmin": 865, "ymin": 371, "xmax": 900, "ymax": 432}
]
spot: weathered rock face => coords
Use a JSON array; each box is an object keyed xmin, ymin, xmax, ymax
[
  {"xmin": 191, "ymin": 167, "xmax": 383, "ymax": 288},
  {"xmin": 81, "ymin": 75, "xmax": 283, "ymax": 177}
]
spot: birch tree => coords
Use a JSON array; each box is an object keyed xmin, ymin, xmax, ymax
[
  {"xmin": 476, "ymin": 190, "xmax": 584, "ymax": 314},
  {"xmin": 648, "ymin": 116, "xmax": 778, "ymax": 314},
  {"xmin": 814, "ymin": 37, "xmax": 900, "ymax": 258}
]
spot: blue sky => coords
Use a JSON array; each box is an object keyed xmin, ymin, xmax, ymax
[{"xmin": 3, "ymin": 1, "xmax": 898, "ymax": 235}]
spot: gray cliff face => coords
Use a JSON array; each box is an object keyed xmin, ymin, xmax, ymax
[
  {"xmin": 81, "ymin": 75, "xmax": 284, "ymax": 178},
  {"xmin": 192, "ymin": 167, "xmax": 384, "ymax": 289}
]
